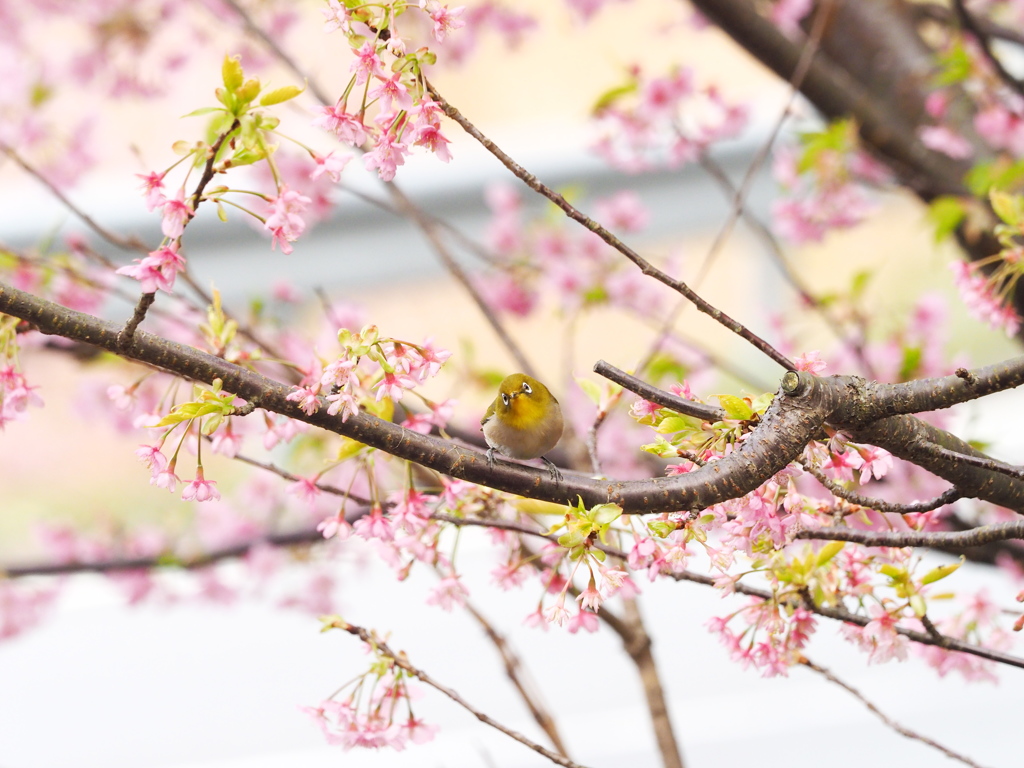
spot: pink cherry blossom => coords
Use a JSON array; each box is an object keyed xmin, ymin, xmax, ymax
[
  {"xmin": 368, "ymin": 73, "xmax": 413, "ymax": 113},
  {"xmin": 425, "ymin": 576, "xmax": 469, "ymax": 610},
  {"xmin": 182, "ymin": 467, "xmax": 220, "ymax": 502},
  {"xmin": 313, "ymin": 105, "xmax": 368, "ymax": 146},
  {"xmin": 264, "ymin": 184, "xmax": 312, "ymax": 254},
  {"xmin": 151, "ymin": 466, "xmax": 181, "ymax": 492},
  {"xmin": 374, "ymin": 371, "xmax": 418, "ymax": 402},
  {"xmin": 321, "ymin": 0, "xmax": 350, "ymax": 33},
  {"xmin": 310, "ymin": 151, "xmax": 352, "ymax": 182},
  {"xmin": 353, "ymin": 505, "xmax": 394, "ymax": 541},
  {"xmin": 136, "ymin": 171, "xmax": 166, "ymax": 211},
  {"xmin": 135, "ymin": 444, "xmax": 168, "ymax": 474},
  {"xmin": 286, "ymin": 383, "xmax": 322, "ymax": 415},
  {"xmin": 350, "ymin": 40, "xmax": 385, "ymax": 84},
  {"xmin": 363, "ymin": 133, "xmax": 409, "ymax": 182},
  {"xmin": 160, "ymin": 187, "xmax": 193, "ymax": 238},
  {"xmin": 412, "ymin": 122, "xmax": 452, "ymax": 162},
  {"xmin": 317, "ymin": 512, "xmax": 353, "ymax": 540},
  {"xmin": 423, "ymin": 1, "xmax": 466, "ymax": 41},
  {"xmin": 919, "ymin": 125, "xmax": 974, "ymax": 159},
  {"xmin": 567, "ymin": 609, "xmax": 600, "ymax": 633}
]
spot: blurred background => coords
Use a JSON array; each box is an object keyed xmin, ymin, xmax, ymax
[{"xmin": 1, "ymin": 1, "xmax": 1021, "ymax": 766}]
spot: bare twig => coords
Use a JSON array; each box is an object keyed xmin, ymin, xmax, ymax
[
  {"xmin": 593, "ymin": 359, "xmax": 727, "ymax": 422},
  {"xmin": 0, "ymin": 144, "xmax": 149, "ymax": 253},
  {"xmin": 795, "ymin": 520, "xmax": 1024, "ymax": 548},
  {"xmin": 953, "ymin": 0, "xmax": 1024, "ymax": 99},
  {"xmin": 384, "ymin": 186, "xmax": 538, "ymax": 378},
  {"xmin": 799, "ymin": 458, "xmax": 962, "ymax": 514},
  {"xmin": 461, "ymin": 600, "xmax": 571, "ymax": 757},
  {"xmin": 799, "ymin": 657, "xmax": 989, "ymax": 768},
  {"xmin": 426, "ymin": 81, "xmax": 795, "ymax": 372},
  {"xmin": 918, "ymin": 440, "xmax": 1024, "ymax": 481}
]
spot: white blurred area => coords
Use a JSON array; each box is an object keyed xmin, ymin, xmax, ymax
[{"xmin": 2, "ymin": 2, "xmax": 1024, "ymax": 768}]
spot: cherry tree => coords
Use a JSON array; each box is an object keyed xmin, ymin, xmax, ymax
[{"xmin": 3, "ymin": 1, "xmax": 1024, "ymax": 766}]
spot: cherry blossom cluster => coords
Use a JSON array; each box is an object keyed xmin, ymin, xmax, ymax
[
  {"xmin": 314, "ymin": 0, "xmax": 469, "ymax": 181},
  {"xmin": 945, "ymin": 189, "xmax": 1024, "ymax": 336},
  {"xmin": 0, "ymin": 357, "xmax": 43, "ymax": 431},
  {"xmin": 771, "ymin": 119, "xmax": 891, "ymax": 244},
  {"xmin": 478, "ymin": 183, "xmax": 677, "ymax": 317},
  {"xmin": 285, "ymin": 324, "xmax": 453, "ymax": 426},
  {"xmin": 591, "ymin": 64, "xmax": 748, "ymax": 173},
  {"xmin": 308, "ymin": 618, "xmax": 438, "ymax": 749}
]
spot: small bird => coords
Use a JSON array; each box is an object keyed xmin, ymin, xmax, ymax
[{"xmin": 481, "ymin": 373, "xmax": 564, "ymax": 482}]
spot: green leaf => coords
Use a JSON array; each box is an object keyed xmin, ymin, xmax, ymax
[
  {"xmin": 927, "ymin": 196, "xmax": 967, "ymax": 242},
  {"xmin": 934, "ymin": 42, "xmax": 971, "ymax": 86},
  {"xmin": 647, "ymin": 520, "xmax": 676, "ymax": 538},
  {"xmin": 910, "ymin": 594, "xmax": 927, "ymax": 617},
  {"xmin": 260, "ymin": 84, "xmax": 304, "ymax": 106},
  {"xmin": 750, "ymin": 392, "xmax": 774, "ymax": 416},
  {"xmin": 576, "ymin": 377, "xmax": 602, "ymax": 406},
  {"xmin": 920, "ymin": 557, "xmax": 963, "ymax": 585},
  {"xmin": 656, "ymin": 415, "xmax": 692, "ymax": 434},
  {"xmin": 592, "ymin": 503, "xmax": 622, "ymax": 526},
  {"xmin": 640, "ymin": 437, "xmax": 678, "ymax": 458},
  {"xmin": 222, "ymin": 55, "xmax": 244, "ymax": 91},
  {"xmin": 990, "ymin": 188, "xmax": 1024, "ymax": 227},
  {"xmin": 236, "ymin": 78, "xmax": 262, "ymax": 107},
  {"xmin": 715, "ymin": 394, "xmax": 754, "ymax": 421},
  {"xmin": 592, "ymin": 80, "xmax": 638, "ymax": 113},
  {"xmin": 899, "ymin": 345, "xmax": 922, "ymax": 381},
  {"xmin": 815, "ymin": 540, "xmax": 845, "ymax": 567},
  {"xmin": 181, "ymin": 106, "xmax": 225, "ymax": 119}
]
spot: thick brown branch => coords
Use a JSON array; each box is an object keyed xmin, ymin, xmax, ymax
[{"xmin": 0, "ymin": 282, "xmax": 832, "ymax": 514}]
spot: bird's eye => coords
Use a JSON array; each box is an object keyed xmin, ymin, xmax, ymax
[
  {"xmin": 501, "ymin": 393, "xmax": 509, "ymax": 406},
  {"xmin": 522, "ymin": 382, "xmax": 532, "ymax": 394}
]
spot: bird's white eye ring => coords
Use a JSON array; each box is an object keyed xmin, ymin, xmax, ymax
[
  {"xmin": 522, "ymin": 382, "xmax": 532, "ymax": 394},
  {"xmin": 501, "ymin": 393, "xmax": 510, "ymax": 406}
]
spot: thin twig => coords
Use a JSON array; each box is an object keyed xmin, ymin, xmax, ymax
[
  {"xmin": 333, "ymin": 621, "xmax": 592, "ymax": 768},
  {"xmin": 0, "ymin": 144, "xmax": 149, "ymax": 253},
  {"xmin": 918, "ymin": 440, "xmax": 1024, "ymax": 480},
  {"xmin": 692, "ymin": 0, "xmax": 834, "ymax": 286},
  {"xmin": 594, "ymin": 360, "xmax": 727, "ymax": 422},
  {"xmin": 799, "ymin": 458, "xmax": 962, "ymax": 514},
  {"xmin": 799, "ymin": 657, "xmax": 989, "ymax": 768},
  {"xmin": 384, "ymin": 185, "xmax": 538, "ymax": 378},
  {"xmin": 795, "ymin": 520, "xmax": 1024, "ymax": 548},
  {"xmin": 428, "ymin": 513, "xmax": 1024, "ymax": 671},
  {"xmin": 461, "ymin": 599, "xmax": 571, "ymax": 757},
  {"xmin": 426, "ymin": 82, "xmax": 795, "ymax": 372},
  {"xmin": 953, "ymin": 0, "xmax": 1024, "ymax": 99}
]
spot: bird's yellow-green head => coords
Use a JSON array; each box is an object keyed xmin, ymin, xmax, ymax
[{"xmin": 482, "ymin": 373, "xmax": 557, "ymax": 431}]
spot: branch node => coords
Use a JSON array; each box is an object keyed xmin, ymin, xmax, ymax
[
  {"xmin": 955, "ymin": 367, "xmax": 977, "ymax": 386},
  {"xmin": 117, "ymin": 292, "xmax": 156, "ymax": 351}
]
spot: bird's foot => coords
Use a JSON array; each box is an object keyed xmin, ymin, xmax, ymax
[
  {"xmin": 486, "ymin": 447, "xmax": 496, "ymax": 470},
  {"xmin": 542, "ymin": 456, "xmax": 563, "ymax": 483}
]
